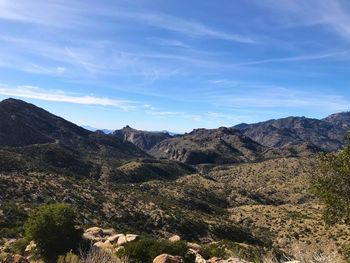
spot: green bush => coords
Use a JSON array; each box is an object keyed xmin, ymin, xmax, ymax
[
  {"xmin": 118, "ymin": 238, "xmax": 195, "ymax": 263},
  {"xmin": 201, "ymin": 243, "xmax": 226, "ymax": 259},
  {"xmin": 312, "ymin": 134, "xmax": 350, "ymax": 225},
  {"xmin": 0, "ymin": 202, "xmax": 28, "ymax": 238},
  {"xmin": 24, "ymin": 204, "xmax": 82, "ymax": 261}
]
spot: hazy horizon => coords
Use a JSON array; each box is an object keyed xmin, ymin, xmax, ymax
[{"xmin": 1, "ymin": 0, "xmax": 350, "ymax": 133}]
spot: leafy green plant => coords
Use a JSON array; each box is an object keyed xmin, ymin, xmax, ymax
[
  {"xmin": 24, "ymin": 203, "xmax": 83, "ymax": 262},
  {"xmin": 312, "ymin": 135, "xmax": 350, "ymax": 224}
]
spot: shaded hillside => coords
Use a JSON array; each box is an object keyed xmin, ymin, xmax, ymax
[
  {"xmin": 0, "ymin": 98, "xmax": 145, "ymax": 157},
  {"xmin": 0, "ymin": 98, "xmax": 193, "ymax": 182},
  {"xmin": 113, "ymin": 126, "xmax": 171, "ymax": 151},
  {"xmin": 234, "ymin": 115, "xmax": 349, "ymax": 151},
  {"xmin": 149, "ymin": 127, "xmax": 268, "ymax": 165}
]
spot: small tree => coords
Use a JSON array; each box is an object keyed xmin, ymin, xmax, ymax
[
  {"xmin": 313, "ymin": 134, "xmax": 350, "ymax": 224},
  {"xmin": 25, "ymin": 203, "xmax": 82, "ymax": 261}
]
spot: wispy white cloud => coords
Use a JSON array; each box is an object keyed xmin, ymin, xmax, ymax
[
  {"xmin": 147, "ymin": 111, "xmax": 184, "ymax": 116},
  {"xmin": 232, "ymin": 50, "xmax": 350, "ymax": 66},
  {"xmin": 0, "ymin": 0, "xmax": 255, "ymax": 44},
  {"xmin": 129, "ymin": 13, "xmax": 256, "ymax": 44},
  {"xmin": 255, "ymin": 0, "xmax": 350, "ymax": 40},
  {"xmin": 213, "ymin": 85, "xmax": 350, "ymax": 112},
  {"xmin": 209, "ymin": 79, "xmax": 239, "ymax": 87},
  {"xmin": 0, "ymin": 85, "xmax": 139, "ymax": 110}
]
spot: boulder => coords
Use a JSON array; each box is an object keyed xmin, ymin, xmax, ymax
[
  {"xmin": 117, "ymin": 234, "xmax": 127, "ymax": 246},
  {"xmin": 101, "ymin": 228, "xmax": 115, "ymax": 236},
  {"xmin": 126, "ymin": 234, "xmax": 139, "ymax": 242},
  {"xmin": 85, "ymin": 227, "xmax": 103, "ymax": 236},
  {"xmin": 24, "ymin": 240, "xmax": 36, "ymax": 255},
  {"xmin": 187, "ymin": 242, "xmax": 202, "ymax": 252},
  {"xmin": 188, "ymin": 248, "xmax": 205, "ymax": 263},
  {"xmin": 208, "ymin": 258, "xmax": 252, "ymax": 263},
  {"xmin": 107, "ymin": 234, "xmax": 125, "ymax": 244},
  {"xmin": 153, "ymin": 254, "xmax": 184, "ymax": 263},
  {"xmin": 168, "ymin": 235, "xmax": 181, "ymax": 242}
]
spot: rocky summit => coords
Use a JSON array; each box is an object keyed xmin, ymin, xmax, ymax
[{"xmin": 113, "ymin": 125, "xmax": 172, "ymax": 151}]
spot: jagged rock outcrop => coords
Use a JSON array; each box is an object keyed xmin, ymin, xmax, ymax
[{"xmin": 113, "ymin": 126, "xmax": 171, "ymax": 151}]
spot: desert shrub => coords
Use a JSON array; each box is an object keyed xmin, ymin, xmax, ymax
[
  {"xmin": 57, "ymin": 251, "xmax": 81, "ymax": 263},
  {"xmin": 118, "ymin": 238, "xmax": 194, "ymax": 263},
  {"xmin": 12, "ymin": 238, "xmax": 30, "ymax": 255},
  {"xmin": 24, "ymin": 203, "xmax": 83, "ymax": 261},
  {"xmin": 312, "ymin": 136, "xmax": 350, "ymax": 224},
  {"xmin": 343, "ymin": 245, "xmax": 350, "ymax": 262},
  {"xmin": 0, "ymin": 202, "xmax": 28, "ymax": 238},
  {"xmin": 81, "ymin": 247, "xmax": 124, "ymax": 263},
  {"xmin": 201, "ymin": 243, "xmax": 226, "ymax": 259}
]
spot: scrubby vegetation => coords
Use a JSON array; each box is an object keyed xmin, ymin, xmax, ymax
[
  {"xmin": 24, "ymin": 204, "xmax": 83, "ymax": 261},
  {"xmin": 117, "ymin": 238, "xmax": 194, "ymax": 263},
  {"xmin": 0, "ymin": 202, "xmax": 28, "ymax": 238},
  {"xmin": 313, "ymin": 135, "xmax": 350, "ymax": 224}
]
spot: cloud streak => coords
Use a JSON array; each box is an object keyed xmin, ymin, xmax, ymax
[
  {"xmin": 0, "ymin": 85, "xmax": 138, "ymax": 110},
  {"xmin": 233, "ymin": 50, "xmax": 350, "ymax": 66}
]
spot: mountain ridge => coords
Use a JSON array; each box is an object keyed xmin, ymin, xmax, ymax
[{"xmin": 233, "ymin": 113, "xmax": 350, "ymax": 152}]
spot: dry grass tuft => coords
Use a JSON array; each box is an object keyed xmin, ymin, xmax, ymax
[{"xmin": 80, "ymin": 248, "xmax": 127, "ymax": 263}]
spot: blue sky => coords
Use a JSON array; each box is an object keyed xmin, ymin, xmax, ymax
[{"xmin": 0, "ymin": 0, "xmax": 350, "ymax": 133}]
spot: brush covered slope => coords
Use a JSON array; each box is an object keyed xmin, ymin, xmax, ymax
[
  {"xmin": 234, "ymin": 114, "xmax": 350, "ymax": 152},
  {"xmin": 113, "ymin": 125, "xmax": 171, "ymax": 151},
  {"xmin": 1, "ymin": 157, "xmax": 349, "ymax": 260}
]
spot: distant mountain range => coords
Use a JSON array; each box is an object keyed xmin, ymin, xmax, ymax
[
  {"xmin": 0, "ymin": 98, "xmax": 349, "ymax": 168},
  {"xmin": 233, "ymin": 114, "xmax": 350, "ymax": 152}
]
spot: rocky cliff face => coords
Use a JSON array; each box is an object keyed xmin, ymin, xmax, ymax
[
  {"xmin": 149, "ymin": 127, "xmax": 268, "ymax": 165},
  {"xmin": 113, "ymin": 126, "xmax": 171, "ymax": 151},
  {"xmin": 234, "ymin": 115, "xmax": 350, "ymax": 152}
]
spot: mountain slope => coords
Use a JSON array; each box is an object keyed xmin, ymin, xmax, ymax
[
  {"xmin": 149, "ymin": 127, "xmax": 269, "ymax": 165},
  {"xmin": 0, "ymin": 98, "xmax": 144, "ymax": 157},
  {"xmin": 0, "ymin": 98, "xmax": 196, "ymax": 182},
  {"xmin": 323, "ymin": 112, "xmax": 350, "ymax": 130},
  {"xmin": 234, "ymin": 115, "xmax": 349, "ymax": 151},
  {"xmin": 113, "ymin": 126, "xmax": 171, "ymax": 151}
]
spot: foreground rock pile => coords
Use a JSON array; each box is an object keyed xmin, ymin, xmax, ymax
[
  {"xmin": 1, "ymin": 227, "xmax": 303, "ymax": 263},
  {"xmin": 83, "ymin": 226, "xmax": 139, "ymax": 253}
]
